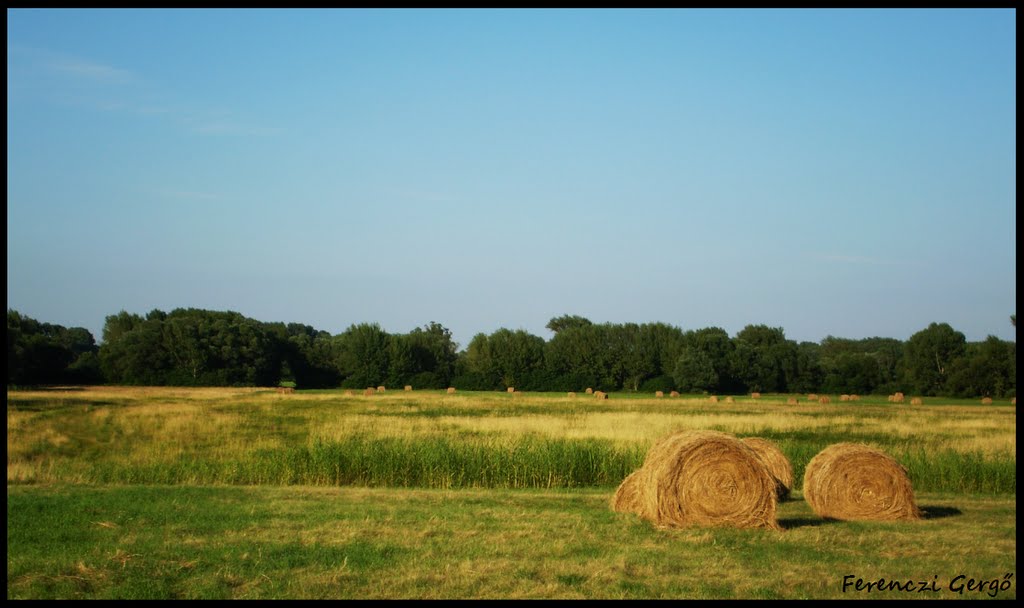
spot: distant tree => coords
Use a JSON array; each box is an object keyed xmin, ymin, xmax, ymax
[
  {"xmin": 335, "ymin": 323, "xmax": 391, "ymax": 388},
  {"xmin": 545, "ymin": 314, "xmax": 593, "ymax": 334},
  {"xmin": 946, "ymin": 336, "xmax": 1016, "ymax": 398},
  {"xmin": 902, "ymin": 322, "xmax": 966, "ymax": 396},
  {"xmin": 729, "ymin": 325, "xmax": 796, "ymax": 393}
]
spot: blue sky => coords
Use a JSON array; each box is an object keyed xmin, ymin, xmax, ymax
[{"xmin": 7, "ymin": 8, "xmax": 1016, "ymax": 349}]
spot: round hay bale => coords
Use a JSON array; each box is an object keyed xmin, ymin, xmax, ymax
[
  {"xmin": 594, "ymin": 391, "xmax": 608, "ymax": 400},
  {"xmin": 585, "ymin": 388, "xmax": 594, "ymax": 395},
  {"xmin": 850, "ymin": 394, "xmax": 860, "ymax": 401},
  {"xmin": 840, "ymin": 394, "xmax": 850, "ymax": 402},
  {"xmin": 376, "ymin": 386, "xmax": 386, "ymax": 393},
  {"xmin": 363, "ymin": 388, "xmax": 375, "ymax": 396},
  {"xmin": 910, "ymin": 397, "xmax": 923, "ymax": 405},
  {"xmin": 610, "ymin": 470, "xmax": 643, "ymax": 514},
  {"xmin": 404, "ymin": 385, "xmax": 413, "ymax": 391},
  {"xmin": 803, "ymin": 443, "xmax": 921, "ymax": 521},
  {"xmin": 567, "ymin": 391, "xmax": 576, "ymax": 398},
  {"xmin": 708, "ymin": 395, "xmax": 718, "ymax": 403},
  {"xmin": 670, "ymin": 391, "xmax": 680, "ymax": 398},
  {"xmin": 725, "ymin": 396, "xmax": 734, "ymax": 403},
  {"xmin": 344, "ymin": 390, "xmax": 353, "ymax": 396},
  {"xmin": 1012, "ymin": 397, "xmax": 1016, "ymax": 405},
  {"xmin": 818, "ymin": 396, "xmax": 831, "ymax": 404},
  {"xmin": 893, "ymin": 392, "xmax": 905, "ymax": 403},
  {"xmin": 446, "ymin": 387, "xmax": 456, "ymax": 394},
  {"xmin": 807, "ymin": 394, "xmax": 818, "ymax": 401},
  {"xmin": 655, "ymin": 391, "xmax": 664, "ymax": 398},
  {"xmin": 507, "ymin": 387, "xmax": 515, "ymax": 393},
  {"xmin": 634, "ymin": 430, "xmax": 780, "ymax": 530},
  {"xmin": 981, "ymin": 397, "xmax": 993, "ymax": 405},
  {"xmin": 740, "ymin": 437, "xmax": 793, "ymax": 501},
  {"xmin": 786, "ymin": 397, "xmax": 798, "ymax": 405},
  {"xmin": 750, "ymin": 392, "xmax": 761, "ymax": 399}
]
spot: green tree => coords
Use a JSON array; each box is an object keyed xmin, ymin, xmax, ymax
[{"xmin": 902, "ymin": 322, "xmax": 967, "ymax": 396}]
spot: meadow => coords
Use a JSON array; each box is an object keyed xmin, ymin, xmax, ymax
[{"xmin": 6, "ymin": 386, "xmax": 1017, "ymax": 599}]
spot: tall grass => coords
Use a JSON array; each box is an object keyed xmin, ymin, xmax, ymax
[{"xmin": 7, "ymin": 387, "xmax": 1016, "ymax": 493}]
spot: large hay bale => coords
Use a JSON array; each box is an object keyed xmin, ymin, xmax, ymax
[
  {"xmin": 633, "ymin": 430, "xmax": 780, "ymax": 530},
  {"xmin": 740, "ymin": 437, "xmax": 793, "ymax": 500},
  {"xmin": 803, "ymin": 443, "xmax": 921, "ymax": 521},
  {"xmin": 610, "ymin": 470, "xmax": 644, "ymax": 514}
]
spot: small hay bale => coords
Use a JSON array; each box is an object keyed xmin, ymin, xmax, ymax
[
  {"xmin": 507, "ymin": 387, "xmax": 515, "ymax": 393},
  {"xmin": 750, "ymin": 392, "xmax": 761, "ymax": 399},
  {"xmin": 807, "ymin": 394, "xmax": 818, "ymax": 401},
  {"xmin": 344, "ymin": 390, "xmax": 353, "ymax": 396},
  {"xmin": 376, "ymin": 386, "xmax": 386, "ymax": 393},
  {"xmin": 610, "ymin": 470, "xmax": 644, "ymax": 514},
  {"xmin": 594, "ymin": 391, "xmax": 608, "ymax": 400},
  {"xmin": 910, "ymin": 397, "xmax": 923, "ymax": 405},
  {"xmin": 786, "ymin": 397, "xmax": 798, "ymax": 405},
  {"xmin": 1012, "ymin": 397, "xmax": 1017, "ymax": 405},
  {"xmin": 818, "ymin": 396, "xmax": 831, "ymax": 404},
  {"xmin": 888, "ymin": 394, "xmax": 895, "ymax": 402},
  {"xmin": 404, "ymin": 385, "xmax": 413, "ymax": 391},
  {"xmin": 670, "ymin": 391, "xmax": 680, "ymax": 398},
  {"xmin": 850, "ymin": 394, "xmax": 860, "ymax": 401},
  {"xmin": 893, "ymin": 392, "xmax": 905, "ymax": 403},
  {"xmin": 725, "ymin": 396, "xmax": 734, "ymax": 403},
  {"xmin": 568, "ymin": 392, "xmax": 576, "ymax": 398},
  {"xmin": 585, "ymin": 388, "xmax": 594, "ymax": 395},
  {"xmin": 655, "ymin": 391, "xmax": 664, "ymax": 398},
  {"xmin": 363, "ymin": 388, "xmax": 375, "ymax": 396},
  {"xmin": 447, "ymin": 387, "xmax": 456, "ymax": 394},
  {"xmin": 803, "ymin": 443, "xmax": 921, "ymax": 521},
  {"xmin": 708, "ymin": 395, "xmax": 718, "ymax": 403},
  {"xmin": 840, "ymin": 394, "xmax": 850, "ymax": 402},
  {"xmin": 633, "ymin": 430, "xmax": 780, "ymax": 530},
  {"xmin": 740, "ymin": 437, "xmax": 794, "ymax": 501},
  {"xmin": 981, "ymin": 397, "xmax": 993, "ymax": 405}
]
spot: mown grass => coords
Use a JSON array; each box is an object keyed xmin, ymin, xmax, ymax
[{"xmin": 6, "ymin": 484, "xmax": 1016, "ymax": 600}]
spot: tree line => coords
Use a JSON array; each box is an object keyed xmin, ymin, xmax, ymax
[{"xmin": 6, "ymin": 309, "xmax": 1016, "ymax": 399}]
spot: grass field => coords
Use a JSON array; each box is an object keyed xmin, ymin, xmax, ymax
[{"xmin": 6, "ymin": 386, "xmax": 1017, "ymax": 599}]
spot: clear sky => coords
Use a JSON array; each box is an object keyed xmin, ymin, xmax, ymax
[{"xmin": 7, "ymin": 8, "xmax": 1017, "ymax": 349}]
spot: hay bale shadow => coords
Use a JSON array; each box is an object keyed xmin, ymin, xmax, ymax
[
  {"xmin": 778, "ymin": 517, "xmax": 836, "ymax": 530},
  {"xmin": 920, "ymin": 505, "xmax": 962, "ymax": 520}
]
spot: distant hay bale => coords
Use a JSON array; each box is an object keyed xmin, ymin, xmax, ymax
[
  {"xmin": 818, "ymin": 396, "xmax": 831, "ymax": 404},
  {"xmin": 344, "ymin": 390, "xmax": 353, "ymax": 396},
  {"xmin": 610, "ymin": 470, "xmax": 643, "ymax": 514},
  {"xmin": 376, "ymin": 386, "xmax": 386, "ymax": 393},
  {"xmin": 670, "ymin": 391, "xmax": 680, "ymax": 398},
  {"xmin": 981, "ymin": 397, "xmax": 993, "ymax": 404},
  {"xmin": 888, "ymin": 394, "xmax": 895, "ymax": 402},
  {"xmin": 786, "ymin": 397, "xmax": 798, "ymax": 405},
  {"xmin": 910, "ymin": 397, "xmax": 923, "ymax": 405},
  {"xmin": 567, "ymin": 392, "xmax": 576, "ymax": 398},
  {"xmin": 631, "ymin": 430, "xmax": 780, "ymax": 530},
  {"xmin": 850, "ymin": 394, "xmax": 860, "ymax": 401},
  {"xmin": 750, "ymin": 392, "xmax": 761, "ymax": 399},
  {"xmin": 840, "ymin": 394, "xmax": 850, "ymax": 402},
  {"xmin": 363, "ymin": 388, "xmax": 375, "ymax": 396},
  {"xmin": 507, "ymin": 387, "xmax": 515, "ymax": 393},
  {"xmin": 655, "ymin": 391, "xmax": 664, "ymax": 398},
  {"xmin": 404, "ymin": 385, "xmax": 412, "ymax": 391},
  {"xmin": 725, "ymin": 397, "xmax": 734, "ymax": 403},
  {"xmin": 1012, "ymin": 397, "xmax": 1017, "ymax": 405},
  {"xmin": 708, "ymin": 395, "xmax": 718, "ymax": 403},
  {"xmin": 594, "ymin": 391, "xmax": 608, "ymax": 400},
  {"xmin": 740, "ymin": 437, "xmax": 794, "ymax": 501},
  {"xmin": 803, "ymin": 443, "xmax": 921, "ymax": 521},
  {"xmin": 585, "ymin": 388, "xmax": 594, "ymax": 395},
  {"xmin": 893, "ymin": 392, "xmax": 905, "ymax": 404},
  {"xmin": 807, "ymin": 394, "xmax": 818, "ymax": 401},
  {"xmin": 447, "ymin": 387, "xmax": 456, "ymax": 394}
]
